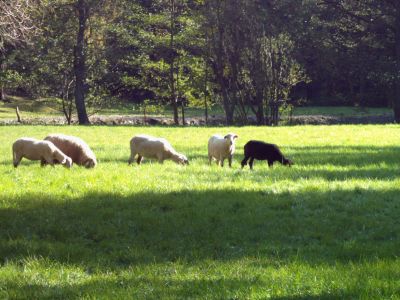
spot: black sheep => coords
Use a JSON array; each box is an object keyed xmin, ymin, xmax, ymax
[{"xmin": 241, "ymin": 140, "xmax": 293, "ymax": 170}]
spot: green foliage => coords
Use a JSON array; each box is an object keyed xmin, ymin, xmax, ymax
[
  {"xmin": 139, "ymin": 99, "xmax": 165, "ymax": 115},
  {"xmin": 0, "ymin": 70, "xmax": 23, "ymax": 90},
  {"xmin": 2, "ymin": 0, "xmax": 400, "ymax": 123}
]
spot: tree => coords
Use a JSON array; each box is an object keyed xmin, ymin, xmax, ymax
[
  {"xmin": 69, "ymin": 0, "xmax": 112, "ymax": 124},
  {"xmin": 5, "ymin": 0, "xmax": 113, "ymax": 123},
  {"xmin": 0, "ymin": 0, "xmax": 36, "ymax": 51},
  {"xmin": 0, "ymin": 0, "xmax": 36, "ymax": 101},
  {"xmin": 168, "ymin": 0, "xmax": 179, "ymax": 124},
  {"xmin": 3, "ymin": 0, "xmax": 398, "ymax": 126},
  {"xmin": 70, "ymin": 0, "xmax": 115, "ymax": 124},
  {"xmin": 319, "ymin": 0, "xmax": 400, "ymax": 122},
  {"xmin": 73, "ymin": 0, "xmax": 90, "ymax": 124},
  {"xmin": 103, "ymin": 0, "xmax": 204, "ymax": 124},
  {"xmin": 203, "ymin": 0, "xmax": 305, "ymax": 125},
  {"xmin": 203, "ymin": 0, "xmax": 238, "ymax": 125}
]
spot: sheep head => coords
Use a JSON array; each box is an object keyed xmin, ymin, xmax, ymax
[
  {"xmin": 174, "ymin": 153, "xmax": 189, "ymax": 165},
  {"xmin": 62, "ymin": 157, "xmax": 73, "ymax": 169},
  {"xmin": 283, "ymin": 158, "xmax": 294, "ymax": 167},
  {"xmin": 84, "ymin": 158, "xmax": 97, "ymax": 168},
  {"xmin": 223, "ymin": 133, "xmax": 238, "ymax": 146}
]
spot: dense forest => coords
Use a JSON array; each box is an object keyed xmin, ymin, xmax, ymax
[{"xmin": 1, "ymin": 0, "xmax": 400, "ymax": 125}]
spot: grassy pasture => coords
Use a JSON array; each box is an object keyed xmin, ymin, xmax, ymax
[
  {"xmin": 0, "ymin": 97, "xmax": 393, "ymax": 120},
  {"xmin": 0, "ymin": 125, "xmax": 400, "ymax": 299}
]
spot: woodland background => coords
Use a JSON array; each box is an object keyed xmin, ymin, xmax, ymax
[{"xmin": 1, "ymin": 0, "xmax": 400, "ymax": 125}]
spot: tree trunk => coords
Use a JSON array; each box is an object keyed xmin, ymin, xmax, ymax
[
  {"xmin": 225, "ymin": 108, "xmax": 234, "ymax": 125},
  {"xmin": 16, "ymin": 106, "xmax": 21, "ymax": 122},
  {"xmin": 216, "ymin": 49, "xmax": 235, "ymax": 125},
  {"xmin": 222, "ymin": 91, "xmax": 234, "ymax": 125},
  {"xmin": 255, "ymin": 103, "xmax": 265, "ymax": 125},
  {"xmin": 177, "ymin": 73, "xmax": 185, "ymax": 126},
  {"xmin": 62, "ymin": 79, "xmax": 74, "ymax": 125},
  {"xmin": 1, "ymin": 58, "xmax": 5, "ymax": 101},
  {"xmin": 359, "ymin": 74, "xmax": 366, "ymax": 107},
  {"xmin": 204, "ymin": 77, "xmax": 208, "ymax": 125},
  {"xmin": 214, "ymin": 0, "xmax": 235, "ymax": 125},
  {"xmin": 395, "ymin": 6, "xmax": 400, "ymax": 123},
  {"xmin": 0, "ymin": 85, "xmax": 4, "ymax": 102},
  {"xmin": 269, "ymin": 100, "xmax": 279, "ymax": 126},
  {"xmin": 204, "ymin": 60, "xmax": 208, "ymax": 125},
  {"xmin": 74, "ymin": 0, "xmax": 90, "ymax": 125},
  {"xmin": 181, "ymin": 101, "xmax": 185, "ymax": 125},
  {"xmin": 170, "ymin": 0, "xmax": 179, "ymax": 125}
]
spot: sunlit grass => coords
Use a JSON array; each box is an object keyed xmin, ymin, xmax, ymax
[
  {"xmin": 293, "ymin": 106, "xmax": 393, "ymax": 117},
  {"xmin": 0, "ymin": 96, "xmax": 393, "ymax": 121},
  {"xmin": 0, "ymin": 97, "xmax": 63, "ymax": 119},
  {"xmin": 0, "ymin": 125, "xmax": 399, "ymax": 298}
]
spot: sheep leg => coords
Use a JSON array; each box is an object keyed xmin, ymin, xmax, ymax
[
  {"xmin": 208, "ymin": 155, "xmax": 212, "ymax": 165},
  {"xmin": 228, "ymin": 155, "xmax": 233, "ymax": 168},
  {"xmin": 44, "ymin": 156, "xmax": 55, "ymax": 167},
  {"xmin": 157, "ymin": 154, "xmax": 164, "ymax": 164},
  {"xmin": 241, "ymin": 156, "xmax": 249, "ymax": 169},
  {"xmin": 249, "ymin": 157, "xmax": 255, "ymax": 170},
  {"xmin": 220, "ymin": 158, "xmax": 224, "ymax": 167},
  {"xmin": 40, "ymin": 158, "xmax": 48, "ymax": 167},
  {"xmin": 136, "ymin": 155, "xmax": 143, "ymax": 165},
  {"xmin": 268, "ymin": 160, "xmax": 274, "ymax": 168}
]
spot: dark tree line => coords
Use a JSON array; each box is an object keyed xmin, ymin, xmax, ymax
[{"xmin": 1, "ymin": 0, "xmax": 400, "ymax": 124}]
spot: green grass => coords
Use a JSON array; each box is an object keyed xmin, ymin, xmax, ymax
[
  {"xmin": 0, "ymin": 97, "xmax": 63, "ymax": 119},
  {"xmin": 97, "ymin": 104, "xmax": 226, "ymax": 118},
  {"xmin": 0, "ymin": 96, "xmax": 393, "ymax": 120},
  {"xmin": 0, "ymin": 125, "xmax": 400, "ymax": 299},
  {"xmin": 0, "ymin": 97, "xmax": 226, "ymax": 120},
  {"xmin": 293, "ymin": 106, "xmax": 393, "ymax": 117}
]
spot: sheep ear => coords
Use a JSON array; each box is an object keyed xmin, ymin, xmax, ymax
[
  {"xmin": 224, "ymin": 135, "xmax": 229, "ymax": 139},
  {"xmin": 234, "ymin": 135, "xmax": 238, "ymax": 139}
]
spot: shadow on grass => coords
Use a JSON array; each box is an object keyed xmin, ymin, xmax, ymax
[
  {"xmin": 1, "ymin": 277, "xmax": 361, "ymax": 299},
  {"xmin": 289, "ymin": 145, "xmax": 400, "ymax": 167},
  {"xmin": 1, "ymin": 188, "xmax": 399, "ymax": 270},
  {"xmin": 0, "ymin": 160, "xmax": 43, "ymax": 167}
]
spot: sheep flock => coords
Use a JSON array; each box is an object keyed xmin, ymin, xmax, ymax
[{"xmin": 12, "ymin": 132, "xmax": 293, "ymax": 170}]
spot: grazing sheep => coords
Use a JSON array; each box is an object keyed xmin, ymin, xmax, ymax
[
  {"xmin": 44, "ymin": 134, "xmax": 97, "ymax": 168},
  {"xmin": 241, "ymin": 140, "xmax": 293, "ymax": 170},
  {"xmin": 12, "ymin": 137, "xmax": 72, "ymax": 168},
  {"xmin": 128, "ymin": 134, "xmax": 189, "ymax": 165},
  {"xmin": 208, "ymin": 133, "xmax": 238, "ymax": 167}
]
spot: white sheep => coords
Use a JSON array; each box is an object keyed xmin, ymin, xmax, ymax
[
  {"xmin": 128, "ymin": 134, "xmax": 189, "ymax": 165},
  {"xmin": 44, "ymin": 134, "xmax": 97, "ymax": 168},
  {"xmin": 12, "ymin": 137, "xmax": 73, "ymax": 168},
  {"xmin": 208, "ymin": 133, "xmax": 238, "ymax": 167}
]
